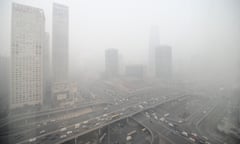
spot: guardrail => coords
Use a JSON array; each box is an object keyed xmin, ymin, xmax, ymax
[
  {"xmin": 131, "ymin": 117, "xmax": 154, "ymax": 144},
  {"xmin": 0, "ymin": 102, "xmax": 112, "ymax": 128}
]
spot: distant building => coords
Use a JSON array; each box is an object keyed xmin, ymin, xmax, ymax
[
  {"xmin": 10, "ymin": 3, "xmax": 45, "ymax": 109},
  {"xmin": 105, "ymin": 48, "xmax": 119, "ymax": 77},
  {"xmin": 0, "ymin": 56, "xmax": 9, "ymax": 116},
  {"xmin": 148, "ymin": 26, "xmax": 160, "ymax": 77},
  {"xmin": 155, "ymin": 45, "xmax": 172, "ymax": 80},
  {"xmin": 52, "ymin": 3, "xmax": 71, "ymax": 106},
  {"xmin": 43, "ymin": 32, "xmax": 51, "ymax": 106},
  {"xmin": 52, "ymin": 82, "xmax": 78, "ymax": 107},
  {"xmin": 125, "ymin": 64, "xmax": 146, "ymax": 79},
  {"xmin": 52, "ymin": 3, "xmax": 69, "ymax": 83}
]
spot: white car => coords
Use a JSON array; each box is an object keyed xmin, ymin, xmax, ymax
[
  {"xmin": 189, "ymin": 137, "xmax": 196, "ymax": 142},
  {"xmin": 178, "ymin": 120, "xmax": 183, "ymax": 123},
  {"xmin": 82, "ymin": 125, "xmax": 87, "ymax": 129},
  {"xmin": 75, "ymin": 123, "xmax": 80, "ymax": 129},
  {"xmin": 83, "ymin": 120, "xmax": 88, "ymax": 124},
  {"xmin": 160, "ymin": 117, "xmax": 165, "ymax": 122},
  {"xmin": 28, "ymin": 137, "xmax": 36, "ymax": 142},
  {"xmin": 67, "ymin": 131, "xmax": 72, "ymax": 135},
  {"xmin": 60, "ymin": 127, "xmax": 67, "ymax": 132},
  {"xmin": 168, "ymin": 123, "xmax": 174, "ymax": 127},
  {"xmin": 95, "ymin": 122, "xmax": 100, "ymax": 126},
  {"xmin": 39, "ymin": 130, "xmax": 46, "ymax": 134},
  {"xmin": 164, "ymin": 113, "xmax": 170, "ymax": 117},
  {"xmin": 60, "ymin": 135, "xmax": 67, "ymax": 138},
  {"xmin": 181, "ymin": 131, "xmax": 188, "ymax": 137}
]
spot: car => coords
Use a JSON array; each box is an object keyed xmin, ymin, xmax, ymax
[
  {"xmin": 160, "ymin": 117, "xmax": 165, "ymax": 122},
  {"xmin": 189, "ymin": 137, "xmax": 196, "ymax": 143},
  {"xmin": 191, "ymin": 132, "xmax": 198, "ymax": 138},
  {"xmin": 60, "ymin": 135, "xmax": 67, "ymax": 138},
  {"xmin": 75, "ymin": 123, "xmax": 80, "ymax": 129},
  {"xmin": 202, "ymin": 136, "xmax": 208, "ymax": 140},
  {"xmin": 95, "ymin": 122, "xmax": 100, "ymax": 126},
  {"xmin": 60, "ymin": 127, "xmax": 67, "ymax": 132},
  {"xmin": 28, "ymin": 137, "xmax": 36, "ymax": 142},
  {"xmin": 164, "ymin": 113, "xmax": 170, "ymax": 117},
  {"xmin": 39, "ymin": 130, "xmax": 46, "ymax": 134},
  {"xmin": 103, "ymin": 114, "xmax": 108, "ymax": 117},
  {"xmin": 83, "ymin": 120, "xmax": 88, "ymax": 124},
  {"xmin": 168, "ymin": 123, "xmax": 174, "ymax": 127},
  {"xmin": 181, "ymin": 131, "xmax": 188, "ymax": 137},
  {"xmin": 126, "ymin": 135, "xmax": 132, "ymax": 141},
  {"xmin": 66, "ymin": 131, "xmax": 72, "ymax": 135},
  {"xmin": 141, "ymin": 128, "xmax": 146, "ymax": 132},
  {"xmin": 178, "ymin": 120, "xmax": 183, "ymax": 123},
  {"xmin": 50, "ymin": 119, "xmax": 56, "ymax": 122}
]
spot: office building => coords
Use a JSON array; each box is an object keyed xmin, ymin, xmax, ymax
[
  {"xmin": 105, "ymin": 48, "xmax": 119, "ymax": 77},
  {"xmin": 52, "ymin": 3, "xmax": 69, "ymax": 83},
  {"xmin": 43, "ymin": 32, "xmax": 51, "ymax": 106},
  {"xmin": 125, "ymin": 64, "xmax": 146, "ymax": 79},
  {"xmin": 0, "ymin": 56, "xmax": 9, "ymax": 115},
  {"xmin": 155, "ymin": 45, "xmax": 172, "ymax": 80},
  {"xmin": 148, "ymin": 26, "xmax": 160, "ymax": 77},
  {"xmin": 10, "ymin": 3, "xmax": 45, "ymax": 108}
]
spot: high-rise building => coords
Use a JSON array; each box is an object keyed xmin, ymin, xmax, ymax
[
  {"xmin": 52, "ymin": 3, "xmax": 71, "ymax": 107},
  {"xmin": 105, "ymin": 48, "xmax": 119, "ymax": 77},
  {"xmin": 0, "ymin": 56, "xmax": 9, "ymax": 115},
  {"xmin": 10, "ymin": 3, "xmax": 45, "ymax": 109},
  {"xmin": 43, "ymin": 32, "xmax": 51, "ymax": 106},
  {"xmin": 52, "ymin": 3, "xmax": 69, "ymax": 83},
  {"xmin": 155, "ymin": 45, "xmax": 172, "ymax": 80},
  {"xmin": 148, "ymin": 26, "xmax": 160, "ymax": 77},
  {"xmin": 125, "ymin": 64, "xmax": 146, "ymax": 79}
]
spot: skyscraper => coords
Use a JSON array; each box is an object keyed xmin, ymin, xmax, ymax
[
  {"xmin": 52, "ymin": 3, "xmax": 70, "ymax": 107},
  {"xmin": 155, "ymin": 45, "xmax": 172, "ymax": 80},
  {"xmin": 105, "ymin": 48, "xmax": 119, "ymax": 77},
  {"xmin": 10, "ymin": 3, "xmax": 45, "ymax": 108},
  {"xmin": 0, "ymin": 56, "xmax": 9, "ymax": 115},
  {"xmin": 52, "ymin": 3, "xmax": 69, "ymax": 83},
  {"xmin": 148, "ymin": 26, "xmax": 160, "ymax": 77},
  {"xmin": 43, "ymin": 32, "xmax": 51, "ymax": 106}
]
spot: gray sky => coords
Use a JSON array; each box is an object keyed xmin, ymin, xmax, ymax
[{"xmin": 1, "ymin": 0, "xmax": 240, "ymax": 83}]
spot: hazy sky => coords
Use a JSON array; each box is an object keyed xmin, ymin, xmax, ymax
[{"xmin": 0, "ymin": 0, "xmax": 240, "ymax": 82}]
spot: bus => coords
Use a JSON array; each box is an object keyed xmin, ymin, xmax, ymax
[
  {"xmin": 111, "ymin": 114, "xmax": 120, "ymax": 120},
  {"xmin": 128, "ymin": 130, "xmax": 137, "ymax": 136}
]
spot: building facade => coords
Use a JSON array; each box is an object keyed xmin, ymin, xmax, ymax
[
  {"xmin": 10, "ymin": 3, "xmax": 45, "ymax": 108},
  {"xmin": 52, "ymin": 3, "xmax": 71, "ymax": 106},
  {"xmin": 0, "ymin": 56, "xmax": 9, "ymax": 115},
  {"xmin": 148, "ymin": 26, "xmax": 160, "ymax": 77},
  {"xmin": 52, "ymin": 3, "xmax": 69, "ymax": 83},
  {"xmin": 105, "ymin": 48, "xmax": 119, "ymax": 77},
  {"xmin": 125, "ymin": 64, "xmax": 146, "ymax": 79},
  {"xmin": 155, "ymin": 45, "xmax": 172, "ymax": 80}
]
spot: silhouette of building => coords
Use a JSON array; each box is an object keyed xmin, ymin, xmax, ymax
[
  {"xmin": 148, "ymin": 26, "xmax": 160, "ymax": 77},
  {"xmin": 125, "ymin": 64, "xmax": 146, "ymax": 79},
  {"xmin": 155, "ymin": 45, "xmax": 172, "ymax": 80},
  {"xmin": 0, "ymin": 56, "xmax": 9, "ymax": 116},
  {"xmin": 105, "ymin": 48, "xmax": 119, "ymax": 77},
  {"xmin": 43, "ymin": 32, "xmax": 51, "ymax": 106},
  {"xmin": 10, "ymin": 3, "xmax": 45, "ymax": 108},
  {"xmin": 52, "ymin": 3, "xmax": 72, "ymax": 106},
  {"xmin": 52, "ymin": 3, "xmax": 69, "ymax": 83}
]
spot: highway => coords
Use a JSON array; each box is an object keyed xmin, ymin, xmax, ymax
[
  {"xmin": 0, "ymin": 81, "xmax": 186, "ymax": 144},
  {"xmin": 132, "ymin": 95, "xmax": 219, "ymax": 144},
  {"xmin": 2, "ymin": 79, "xmax": 234, "ymax": 144}
]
